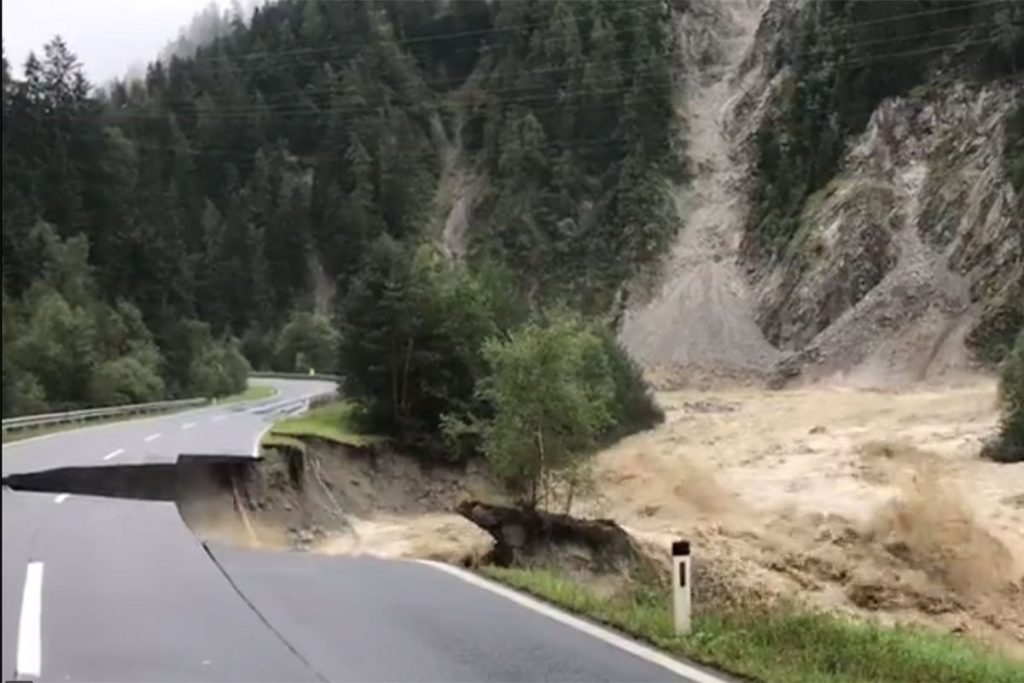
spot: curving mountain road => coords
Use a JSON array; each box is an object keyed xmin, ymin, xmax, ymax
[{"xmin": 2, "ymin": 378, "xmax": 723, "ymax": 683}]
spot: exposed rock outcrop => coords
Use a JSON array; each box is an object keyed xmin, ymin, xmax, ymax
[
  {"xmin": 751, "ymin": 84, "xmax": 1023, "ymax": 383},
  {"xmin": 622, "ymin": 0, "xmax": 1022, "ymax": 386}
]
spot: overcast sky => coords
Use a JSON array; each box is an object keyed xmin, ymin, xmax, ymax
[{"xmin": 3, "ymin": 0, "xmax": 227, "ymax": 84}]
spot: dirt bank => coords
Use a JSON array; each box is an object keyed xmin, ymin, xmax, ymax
[
  {"xmin": 583, "ymin": 375, "xmax": 1024, "ymax": 655},
  {"xmin": 180, "ymin": 442, "xmax": 500, "ymax": 565}
]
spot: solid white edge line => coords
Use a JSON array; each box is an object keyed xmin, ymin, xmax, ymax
[
  {"xmin": 102, "ymin": 448, "xmax": 124, "ymax": 461},
  {"xmin": 143, "ymin": 433, "xmax": 162, "ymax": 442},
  {"xmin": 417, "ymin": 561, "xmax": 730, "ymax": 683},
  {"xmin": 53, "ymin": 493, "xmax": 69, "ymax": 504},
  {"xmin": 16, "ymin": 561, "xmax": 44, "ymax": 679}
]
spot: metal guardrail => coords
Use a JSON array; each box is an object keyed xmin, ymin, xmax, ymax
[
  {"xmin": 249, "ymin": 371, "xmax": 344, "ymax": 383},
  {"xmin": 1, "ymin": 398, "xmax": 209, "ymax": 434},
  {"xmin": 2, "ymin": 373, "xmax": 343, "ymax": 434}
]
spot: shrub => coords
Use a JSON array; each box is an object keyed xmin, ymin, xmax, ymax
[
  {"xmin": 10, "ymin": 373, "xmax": 49, "ymax": 416},
  {"xmin": 188, "ymin": 342, "xmax": 251, "ymax": 398},
  {"xmin": 598, "ymin": 328, "xmax": 664, "ymax": 439},
  {"xmin": 986, "ymin": 330, "xmax": 1024, "ymax": 462},
  {"xmin": 89, "ymin": 351, "xmax": 166, "ymax": 406},
  {"xmin": 275, "ymin": 311, "xmax": 340, "ymax": 374}
]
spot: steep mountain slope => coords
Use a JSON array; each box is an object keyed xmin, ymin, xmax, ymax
[
  {"xmin": 622, "ymin": 0, "xmax": 1023, "ymax": 386},
  {"xmin": 756, "ymin": 82, "xmax": 1022, "ymax": 384},
  {"xmin": 619, "ymin": 0, "xmax": 779, "ymax": 386}
]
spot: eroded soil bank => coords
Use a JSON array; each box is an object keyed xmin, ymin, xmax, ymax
[{"xmin": 178, "ymin": 442, "xmax": 500, "ymax": 565}]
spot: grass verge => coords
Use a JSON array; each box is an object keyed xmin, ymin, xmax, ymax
[
  {"xmin": 264, "ymin": 400, "xmax": 379, "ymax": 449},
  {"xmin": 215, "ymin": 384, "xmax": 277, "ymax": 405},
  {"xmin": 483, "ymin": 566, "xmax": 1024, "ymax": 683}
]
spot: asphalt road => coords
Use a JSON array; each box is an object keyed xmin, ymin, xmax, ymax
[{"xmin": 1, "ymin": 378, "xmax": 718, "ymax": 683}]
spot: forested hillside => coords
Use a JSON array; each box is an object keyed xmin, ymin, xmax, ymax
[
  {"xmin": 3, "ymin": 0, "xmax": 1021, "ymax": 446},
  {"xmin": 1, "ymin": 0, "xmax": 674, "ymax": 452},
  {"xmin": 751, "ymin": 0, "xmax": 1022, "ymax": 256}
]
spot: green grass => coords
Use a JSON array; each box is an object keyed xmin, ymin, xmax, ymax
[
  {"xmin": 483, "ymin": 567, "xmax": 1024, "ymax": 683},
  {"xmin": 215, "ymin": 384, "xmax": 277, "ymax": 405},
  {"xmin": 264, "ymin": 400, "xmax": 379, "ymax": 448}
]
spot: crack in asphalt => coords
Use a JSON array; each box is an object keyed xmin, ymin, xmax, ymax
[{"xmin": 200, "ymin": 541, "xmax": 330, "ymax": 683}]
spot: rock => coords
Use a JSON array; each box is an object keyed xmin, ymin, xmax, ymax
[{"xmin": 809, "ymin": 425, "xmax": 826, "ymax": 434}]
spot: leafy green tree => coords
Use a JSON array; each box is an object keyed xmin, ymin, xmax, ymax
[
  {"xmin": 275, "ymin": 310, "xmax": 339, "ymax": 373},
  {"xmin": 10, "ymin": 374, "xmax": 49, "ymax": 416},
  {"xmin": 473, "ymin": 316, "xmax": 615, "ymax": 511},
  {"xmin": 340, "ymin": 238, "xmax": 523, "ymax": 456},
  {"xmin": 188, "ymin": 341, "xmax": 250, "ymax": 398},
  {"xmin": 12, "ymin": 289, "xmax": 99, "ymax": 408},
  {"xmin": 88, "ymin": 351, "xmax": 166, "ymax": 406}
]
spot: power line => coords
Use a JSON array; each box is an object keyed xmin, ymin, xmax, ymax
[
  {"xmin": 805, "ymin": 16, "xmax": 1012, "ymax": 54},
  {"xmin": 102, "ymin": 62, "xmax": 671, "ymax": 121},
  {"xmin": 49, "ymin": 29, "xmax": 1012, "ymax": 163},
  {"xmin": 155, "ymin": 0, "xmax": 1005, "ymax": 73},
  {"xmin": 162, "ymin": 1, "xmax": 662, "ymax": 71},
  {"xmin": 16, "ymin": 6, "xmax": 1016, "ymax": 157},
  {"xmin": 84, "ymin": 25, "xmax": 1011, "ymax": 125},
  {"xmin": 188, "ymin": 10, "xmax": 1017, "ymax": 117},
  {"xmin": 102, "ymin": 3, "xmax": 1012, "ymax": 119},
  {"xmin": 12, "ymin": 0, "xmax": 1008, "ymax": 128}
]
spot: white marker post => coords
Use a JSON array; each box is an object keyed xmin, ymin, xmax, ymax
[{"xmin": 672, "ymin": 540, "xmax": 692, "ymax": 635}]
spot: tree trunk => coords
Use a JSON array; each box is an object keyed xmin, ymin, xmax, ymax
[
  {"xmin": 399, "ymin": 337, "xmax": 414, "ymax": 416},
  {"xmin": 535, "ymin": 425, "xmax": 546, "ymax": 510}
]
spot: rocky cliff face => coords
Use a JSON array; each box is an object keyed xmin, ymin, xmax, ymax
[
  {"xmin": 621, "ymin": 0, "xmax": 1023, "ymax": 387},
  {"xmin": 752, "ymin": 83, "xmax": 1023, "ymax": 383}
]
